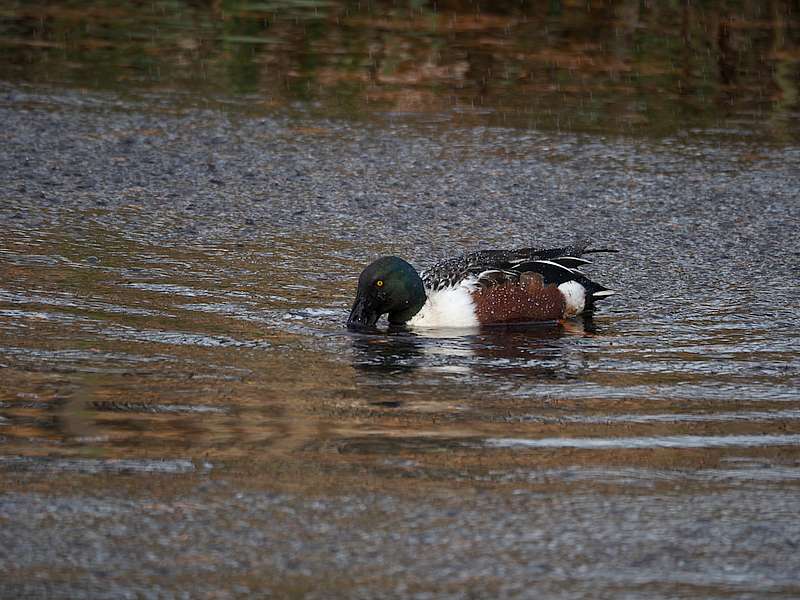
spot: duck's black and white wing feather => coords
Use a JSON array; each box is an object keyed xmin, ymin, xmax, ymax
[{"xmin": 421, "ymin": 240, "xmax": 616, "ymax": 307}]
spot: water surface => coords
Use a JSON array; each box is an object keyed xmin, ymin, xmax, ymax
[
  {"xmin": 2, "ymin": 167, "xmax": 798, "ymax": 479},
  {"xmin": 1, "ymin": 3, "xmax": 800, "ymax": 595}
]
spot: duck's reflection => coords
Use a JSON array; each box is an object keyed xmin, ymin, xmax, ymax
[
  {"xmin": 349, "ymin": 330, "xmax": 428, "ymax": 376},
  {"xmin": 350, "ymin": 315, "xmax": 599, "ymax": 398}
]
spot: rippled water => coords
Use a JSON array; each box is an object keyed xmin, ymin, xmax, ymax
[
  {"xmin": 2, "ymin": 3, "xmax": 800, "ymax": 595},
  {"xmin": 2, "ymin": 197, "xmax": 798, "ymax": 480}
]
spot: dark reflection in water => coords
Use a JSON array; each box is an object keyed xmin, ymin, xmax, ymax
[
  {"xmin": 350, "ymin": 331, "xmax": 427, "ymax": 377},
  {"xmin": 1, "ymin": 1, "xmax": 799, "ymax": 140},
  {"xmin": 349, "ymin": 316, "xmax": 603, "ymax": 409}
]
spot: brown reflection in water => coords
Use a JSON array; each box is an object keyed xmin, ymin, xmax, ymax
[
  {"xmin": 2, "ymin": 220, "xmax": 800, "ymax": 496},
  {"xmin": 0, "ymin": 1, "xmax": 798, "ymax": 139}
]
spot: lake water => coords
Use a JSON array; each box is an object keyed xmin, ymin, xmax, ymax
[{"xmin": 1, "ymin": 1, "xmax": 800, "ymax": 598}]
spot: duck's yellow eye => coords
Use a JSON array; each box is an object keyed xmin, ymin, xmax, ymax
[{"xmin": 376, "ymin": 280, "xmax": 384, "ymax": 287}]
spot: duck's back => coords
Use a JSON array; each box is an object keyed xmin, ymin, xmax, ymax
[{"xmin": 409, "ymin": 242, "xmax": 616, "ymax": 328}]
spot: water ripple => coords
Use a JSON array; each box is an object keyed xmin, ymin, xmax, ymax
[
  {"xmin": 486, "ymin": 434, "xmax": 800, "ymax": 450},
  {"xmin": 0, "ymin": 456, "xmax": 207, "ymax": 474}
]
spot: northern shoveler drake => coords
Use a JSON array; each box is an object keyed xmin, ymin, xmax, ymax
[{"xmin": 347, "ymin": 241, "xmax": 616, "ymax": 330}]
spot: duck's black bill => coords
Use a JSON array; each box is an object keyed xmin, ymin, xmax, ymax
[{"xmin": 347, "ymin": 294, "xmax": 380, "ymax": 330}]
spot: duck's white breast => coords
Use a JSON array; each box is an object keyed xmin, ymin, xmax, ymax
[{"xmin": 407, "ymin": 283, "xmax": 479, "ymax": 329}]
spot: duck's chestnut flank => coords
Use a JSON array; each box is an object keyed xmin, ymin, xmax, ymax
[{"xmin": 347, "ymin": 241, "xmax": 617, "ymax": 330}]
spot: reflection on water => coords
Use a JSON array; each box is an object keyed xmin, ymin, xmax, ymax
[
  {"xmin": 1, "ymin": 215, "xmax": 799, "ymax": 485},
  {"xmin": 1, "ymin": 1, "xmax": 799, "ymax": 139},
  {"xmin": 351, "ymin": 317, "xmax": 595, "ymax": 385}
]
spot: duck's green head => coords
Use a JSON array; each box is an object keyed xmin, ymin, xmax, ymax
[{"xmin": 347, "ymin": 256, "xmax": 426, "ymax": 330}]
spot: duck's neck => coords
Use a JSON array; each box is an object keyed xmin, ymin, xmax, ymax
[{"xmin": 387, "ymin": 273, "xmax": 427, "ymax": 324}]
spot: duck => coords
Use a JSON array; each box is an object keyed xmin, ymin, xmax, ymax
[{"xmin": 347, "ymin": 241, "xmax": 616, "ymax": 330}]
